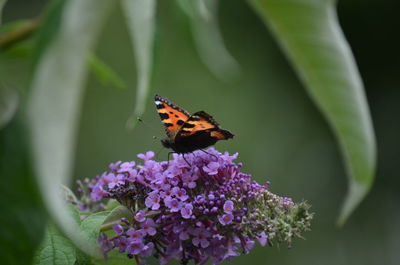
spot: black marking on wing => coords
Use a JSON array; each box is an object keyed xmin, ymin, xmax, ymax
[
  {"xmin": 181, "ymin": 123, "xmax": 195, "ymax": 129},
  {"xmin": 159, "ymin": 113, "xmax": 169, "ymax": 120}
]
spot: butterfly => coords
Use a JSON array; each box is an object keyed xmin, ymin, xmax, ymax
[{"xmin": 154, "ymin": 94, "xmax": 234, "ymax": 154}]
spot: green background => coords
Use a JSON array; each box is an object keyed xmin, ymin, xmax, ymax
[{"xmin": 1, "ymin": 0, "xmax": 400, "ymax": 264}]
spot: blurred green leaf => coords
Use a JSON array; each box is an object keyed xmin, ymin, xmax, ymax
[
  {"xmin": 177, "ymin": 0, "xmax": 240, "ymax": 82},
  {"xmin": 3, "ymin": 41, "xmax": 34, "ymax": 58},
  {"xmin": 122, "ymin": 0, "xmax": 156, "ymax": 129},
  {"xmin": 249, "ymin": 0, "xmax": 376, "ymax": 225},
  {"xmin": 0, "ymin": 19, "xmax": 30, "ymax": 35},
  {"xmin": 0, "ymin": 84, "xmax": 18, "ymax": 130},
  {"xmin": 28, "ymin": 0, "xmax": 115, "ymax": 257},
  {"xmin": 0, "ymin": 120, "xmax": 46, "ymax": 265},
  {"xmin": 31, "ymin": 0, "xmax": 66, "ymax": 67},
  {"xmin": 0, "ymin": 0, "xmax": 6, "ymax": 25},
  {"xmin": 0, "ymin": 18, "xmax": 40, "ymax": 51},
  {"xmin": 88, "ymin": 53, "xmax": 127, "ymax": 89}
]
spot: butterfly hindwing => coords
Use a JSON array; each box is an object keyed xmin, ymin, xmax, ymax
[
  {"xmin": 173, "ymin": 111, "xmax": 234, "ymax": 153},
  {"xmin": 154, "ymin": 95, "xmax": 190, "ymax": 138},
  {"xmin": 178, "ymin": 111, "xmax": 218, "ymax": 137}
]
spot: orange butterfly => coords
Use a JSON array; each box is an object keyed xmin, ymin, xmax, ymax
[{"xmin": 154, "ymin": 94, "xmax": 234, "ymax": 154}]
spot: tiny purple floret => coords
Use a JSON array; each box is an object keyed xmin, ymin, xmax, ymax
[
  {"xmin": 181, "ymin": 203, "xmax": 193, "ymax": 219},
  {"xmin": 135, "ymin": 210, "xmax": 146, "ymax": 222},
  {"xmin": 137, "ymin": 151, "xmax": 155, "ymax": 161},
  {"xmin": 141, "ymin": 218, "xmax": 156, "ymax": 236},
  {"xmin": 219, "ymin": 213, "xmax": 234, "ymax": 225},
  {"xmin": 126, "ymin": 242, "xmax": 144, "ymax": 255},
  {"xmin": 223, "ymin": 200, "xmax": 234, "ymax": 213},
  {"xmin": 113, "ymin": 223, "xmax": 124, "ymax": 235},
  {"xmin": 127, "ymin": 228, "xmax": 144, "ymax": 243}
]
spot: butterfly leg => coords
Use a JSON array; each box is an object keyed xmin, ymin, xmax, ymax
[
  {"xmin": 182, "ymin": 153, "xmax": 192, "ymax": 167},
  {"xmin": 199, "ymin": 149, "xmax": 218, "ymax": 161},
  {"xmin": 166, "ymin": 152, "xmax": 175, "ymax": 169}
]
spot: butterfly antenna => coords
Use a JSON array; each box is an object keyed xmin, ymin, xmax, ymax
[
  {"xmin": 137, "ymin": 117, "xmax": 163, "ymax": 141},
  {"xmin": 154, "ymin": 145, "xmax": 165, "ymax": 161}
]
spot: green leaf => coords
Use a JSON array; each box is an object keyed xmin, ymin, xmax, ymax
[
  {"xmin": 78, "ymin": 211, "xmax": 111, "ymax": 265},
  {"xmin": 0, "ymin": 18, "xmax": 41, "ymax": 51},
  {"xmin": 0, "ymin": 0, "xmax": 6, "ymax": 25},
  {"xmin": 3, "ymin": 41, "xmax": 34, "ymax": 58},
  {"xmin": 248, "ymin": 0, "xmax": 376, "ymax": 225},
  {"xmin": 105, "ymin": 199, "xmax": 121, "ymax": 211},
  {"xmin": 34, "ymin": 205, "xmax": 81, "ymax": 265},
  {"xmin": 28, "ymin": 0, "xmax": 115, "ymax": 257},
  {"xmin": 61, "ymin": 185, "xmax": 79, "ymax": 205},
  {"xmin": 177, "ymin": 0, "xmax": 240, "ymax": 82},
  {"xmin": 121, "ymin": 0, "xmax": 156, "ymax": 129},
  {"xmin": 75, "ymin": 249, "xmax": 91, "ymax": 265},
  {"xmin": 87, "ymin": 210, "xmax": 133, "ymax": 265},
  {"xmin": 68, "ymin": 204, "xmax": 83, "ymax": 226},
  {"xmin": 0, "ymin": 84, "xmax": 18, "ymax": 130},
  {"xmin": 33, "ymin": 222, "xmax": 77, "ymax": 265},
  {"xmin": 0, "ymin": 120, "xmax": 46, "ymax": 265},
  {"xmin": 80, "ymin": 211, "xmax": 110, "ymax": 243},
  {"xmin": 31, "ymin": 0, "xmax": 67, "ymax": 67},
  {"xmin": 101, "ymin": 206, "xmax": 134, "ymax": 232},
  {"xmin": 0, "ymin": 19, "xmax": 31, "ymax": 35},
  {"xmin": 88, "ymin": 53, "xmax": 127, "ymax": 89}
]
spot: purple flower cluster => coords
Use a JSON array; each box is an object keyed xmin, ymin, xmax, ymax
[{"xmin": 90, "ymin": 148, "xmax": 312, "ymax": 265}]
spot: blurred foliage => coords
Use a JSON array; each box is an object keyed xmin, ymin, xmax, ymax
[
  {"xmin": 28, "ymin": 0, "xmax": 115, "ymax": 259},
  {"xmin": 176, "ymin": 0, "xmax": 241, "ymax": 82},
  {"xmin": 0, "ymin": 118, "xmax": 46, "ymax": 265},
  {"xmin": 1, "ymin": 0, "xmax": 399, "ymax": 265},
  {"xmin": 249, "ymin": 0, "xmax": 376, "ymax": 226},
  {"xmin": 122, "ymin": 0, "xmax": 157, "ymax": 129},
  {"xmin": 87, "ymin": 54, "xmax": 127, "ymax": 90}
]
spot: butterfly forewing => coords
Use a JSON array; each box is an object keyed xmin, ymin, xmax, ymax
[{"xmin": 154, "ymin": 95, "xmax": 190, "ymax": 138}]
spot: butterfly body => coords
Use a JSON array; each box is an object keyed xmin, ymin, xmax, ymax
[{"xmin": 155, "ymin": 95, "xmax": 234, "ymax": 154}]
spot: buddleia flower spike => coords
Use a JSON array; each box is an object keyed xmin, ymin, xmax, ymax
[{"xmin": 76, "ymin": 148, "xmax": 313, "ymax": 264}]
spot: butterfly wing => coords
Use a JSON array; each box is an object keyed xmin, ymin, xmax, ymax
[
  {"xmin": 154, "ymin": 94, "xmax": 190, "ymax": 138},
  {"xmin": 174, "ymin": 111, "xmax": 234, "ymax": 153},
  {"xmin": 177, "ymin": 111, "xmax": 219, "ymax": 136}
]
